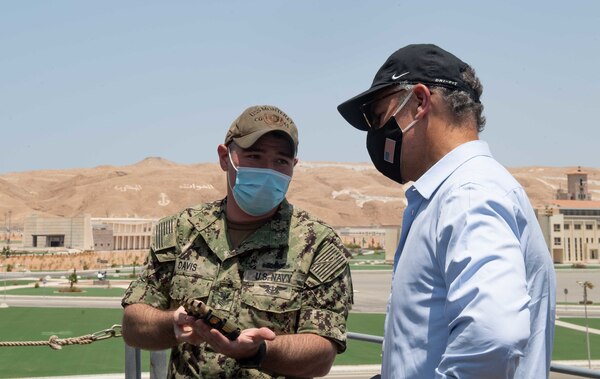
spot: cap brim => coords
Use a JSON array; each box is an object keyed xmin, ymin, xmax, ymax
[
  {"xmin": 337, "ymin": 83, "xmax": 393, "ymax": 131},
  {"xmin": 233, "ymin": 130, "xmax": 297, "ymax": 155}
]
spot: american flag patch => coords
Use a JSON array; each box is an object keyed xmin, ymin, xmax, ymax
[{"xmin": 384, "ymin": 138, "xmax": 395, "ymax": 163}]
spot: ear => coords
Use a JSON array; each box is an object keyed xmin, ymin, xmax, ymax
[
  {"xmin": 412, "ymin": 84, "xmax": 432, "ymax": 120},
  {"xmin": 217, "ymin": 144, "xmax": 229, "ymax": 172}
]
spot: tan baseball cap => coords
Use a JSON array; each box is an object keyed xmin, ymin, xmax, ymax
[{"xmin": 224, "ymin": 105, "xmax": 299, "ymax": 155}]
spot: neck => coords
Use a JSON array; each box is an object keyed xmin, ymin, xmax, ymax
[{"xmin": 407, "ymin": 118, "xmax": 479, "ymax": 181}]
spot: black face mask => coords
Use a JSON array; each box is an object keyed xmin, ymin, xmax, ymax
[{"xmin": 366, "ymin": 116, "xmax": 406, "ymax": 184}]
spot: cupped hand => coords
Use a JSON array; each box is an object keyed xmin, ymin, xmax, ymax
[{"xmin": 193, "ymin": 321, "xmax": 276, "ymax": 359}]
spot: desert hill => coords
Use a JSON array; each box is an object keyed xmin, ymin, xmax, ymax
[{"xmin": 1, "ymin": 158, "xmax": 599, "ymax": 228}]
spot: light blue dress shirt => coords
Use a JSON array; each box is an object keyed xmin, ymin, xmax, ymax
[{"xmin": 382, "ymin": 140, "xmax": 556, "ymax": 379}]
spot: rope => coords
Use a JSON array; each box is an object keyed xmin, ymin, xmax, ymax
[{"xmin": 0, "ymin": 324, "xmax": 122, "ymax": 350}]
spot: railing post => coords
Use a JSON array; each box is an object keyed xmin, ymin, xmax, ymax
[
  {"xmin": 125, "ymin": 344, "xmax": 141, "ymax": 379},
  {"xmin": 150, "ymin": 349, "xmax": 169, "ymax": 379}
]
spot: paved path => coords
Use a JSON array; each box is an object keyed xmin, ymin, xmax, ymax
[{"xmin": 556, "ymin": 319, "xmax": 600, "ymax": 335}]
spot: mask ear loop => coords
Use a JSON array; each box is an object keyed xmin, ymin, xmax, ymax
[
  {"xmin": 390, "ymin": 91, "xmax": 419, "ymax": 134},
  {"xmin": 227, "ymin": 146, "xmax": 239, "ymax": 172},
  {"xmin": 227, "ymin": 146, "xmax": 239, "ymax": 194}
]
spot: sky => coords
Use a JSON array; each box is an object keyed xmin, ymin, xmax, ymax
[{"xmin": 1, "ymin": 1, "xmax": 599, "ymax": 174}]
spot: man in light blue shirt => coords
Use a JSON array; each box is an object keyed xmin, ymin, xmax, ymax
[{"xmin": 337, "ymin": 44, "xmax": 555, "ymax": 378}]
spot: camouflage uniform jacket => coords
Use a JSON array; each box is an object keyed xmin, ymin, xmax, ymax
[{"xmin": 122, "ymin": 198, "xmax": 354, "ymax": 379}]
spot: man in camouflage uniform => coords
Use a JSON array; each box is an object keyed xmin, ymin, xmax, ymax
[{"xmin": 122, "ymin": 105, "xmax": 354, "ymax": 379}]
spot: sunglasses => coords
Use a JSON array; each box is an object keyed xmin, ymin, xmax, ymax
[{"xmin": 360, "ymin": 87, "xmax": 412, "ymax": 129}]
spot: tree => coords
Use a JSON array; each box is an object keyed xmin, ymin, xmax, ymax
[{"xmin": 68, "ymin": 269, "xmax": 78, "ymax": 289}]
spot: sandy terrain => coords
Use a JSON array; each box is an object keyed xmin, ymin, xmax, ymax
[{"xmin": 2, "ymin": 157, "xmax": 597, "ymax": 231}]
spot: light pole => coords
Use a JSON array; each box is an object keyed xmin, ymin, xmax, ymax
[
  {"xmin": 0, "ymin": 263, "xmax": 8, "ymax": 308},
  {"xmin": 577, "ymin": 280, "xmax": 594, "ymax": 369}
]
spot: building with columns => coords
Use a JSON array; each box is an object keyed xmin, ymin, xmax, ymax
[
  {"xmin": 22, "ymin": 214, "xmax": 157, "ymax": 252},
  {"xmin": 92, "ymin": 217, "xmax": 155, "ymax": 251}
]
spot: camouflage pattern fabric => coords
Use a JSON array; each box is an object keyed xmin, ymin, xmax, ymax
[{"xmin": 122, "ymin": 198, "xmax": 353, "ymax": 379}]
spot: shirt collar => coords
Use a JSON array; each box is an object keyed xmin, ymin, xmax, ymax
[
  {"xmin": 190, "ymin": 198, "xmax": 292, "ymax": 261},
  {"xmin": 410, "ymin": 140, "xmax": 493, "ymax": 200}
]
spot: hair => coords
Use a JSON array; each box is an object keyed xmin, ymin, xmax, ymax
[{"xmin": 432, "ymin": 66, "xmax": 486, "ymax": 132}]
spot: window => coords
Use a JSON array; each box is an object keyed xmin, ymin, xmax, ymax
[
  {"xmin": 574, "ymin": 224, "xmax": 582, "ymax": 230},
  {"xmin": 564, "ymin": 224, "xmax": 570, "ymax": 230},
  {"xmin": 586, "ymin": 224, "xmax": 593, "ymax": 230},
  {"xmin": 553, "ymin": 237, "xmax": 561, "ymax": 246},
  {"xmin": 553, "ymin": 224, "xmax": 561, "ymax": 232}
]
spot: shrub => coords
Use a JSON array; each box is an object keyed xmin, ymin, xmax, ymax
[{"xmin": 68, "ymin": 269, "xmax": 78, "ymax": 289}]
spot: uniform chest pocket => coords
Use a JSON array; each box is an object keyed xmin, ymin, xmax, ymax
[
  {"xmin": 239, "ymin": 282, "xmax": 301, "ymax": 334},
  {"xmin": 170, "ymin": 273, "xmax": 213, "ymax": 304}
]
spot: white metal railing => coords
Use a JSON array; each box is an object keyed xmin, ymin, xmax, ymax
[{"xmin": 125, "ymin": 332, "xmax": 600, "ymax": 378}]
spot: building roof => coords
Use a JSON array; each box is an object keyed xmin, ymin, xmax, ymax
[
  {"xmin": 547, "ymin": 200, "xmax": 600, "ymax": 209},
  {"xmin": 566, "ymin": 166, "xmax": 588, "ymax": 175}
]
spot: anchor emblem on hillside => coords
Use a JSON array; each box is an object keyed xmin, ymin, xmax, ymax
[{"xmin": 158, "ymin": 193, "xmax": 171, "ymax": 206}]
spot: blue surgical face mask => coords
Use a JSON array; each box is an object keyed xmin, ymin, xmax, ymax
[{"xmin": 227, "ymin": 148, "xmax": 292, "ymax": 217}]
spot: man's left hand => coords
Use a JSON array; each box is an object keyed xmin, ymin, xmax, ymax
[{"xmin": 192, "ymin": 320, "xmax": 276, "ymax": 359}]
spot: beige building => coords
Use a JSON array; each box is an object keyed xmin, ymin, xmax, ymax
[
  {"xmin": 22, "ymin": 215, "xmax": 157, "ymax": 252},
  {"xmin": 92, "ymin": 217, "xmax": 155, "ymax": 251},
  {"xmin": 23, "ymin": 214, "xmax": 94, "ymax": 250},
  {"xmin": 336, "ymin": 226, "xmax": 400, "ymax": 263},
  {"xmin": 537, "ymin": 168, "xmax": 600, "ymax": 264},
  {"xmin": 538, "ymin": 200, "xmax": 600, "ymax": 264},
  {"xmin": 555, "ymin": 167, "xmax": 592, "ymax": 201}
]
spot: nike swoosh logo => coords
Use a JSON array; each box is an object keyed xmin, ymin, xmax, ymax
[{"xmin": 391, "ymin": 72, "xmax": 410, "ymax": 80}]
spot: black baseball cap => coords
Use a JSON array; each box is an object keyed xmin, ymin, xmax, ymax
[{"xmin": 338, "ymin": 44, "xmax": 480, "ymax": 131}]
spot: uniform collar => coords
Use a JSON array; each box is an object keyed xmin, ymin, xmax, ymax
[
  {"xmin": 189, "ymin": 198, "xmax": 292, "ymax": 261},
  {"xmin": 410, "ymin": 140, "xmax": 492, "ymax": 200}
]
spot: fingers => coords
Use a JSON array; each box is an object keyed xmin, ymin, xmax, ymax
[
  {"xmin": 173, "ymin": 306, "xmax": 195, "ymax": 325},
  {"xmin": 176, "ymin": 317, "xmax": 277, "ymax": 361},
  {"xmin": 204, "ymin": 327, "xmax": 277, "ymax": 359},
  {"xmin": 172, "ymin": 307, "xmax": 204, "ymax": 344}
]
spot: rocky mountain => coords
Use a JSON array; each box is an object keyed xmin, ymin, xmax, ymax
[{"xmin": 1, "ymin": 158, "xmax": 598, "ymax": 228}]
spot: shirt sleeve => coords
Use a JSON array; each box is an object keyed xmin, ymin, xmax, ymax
[
  {"xmin": 435, "ymin": 183, "xmax": 531, "ymax": 378},
  {"xmin": 121, "ymin": 246, "xmax": 177, "ymax": 309},
  {"xmin": 297, "ymin": 231, "xmax": 354, "ymax": 353}
]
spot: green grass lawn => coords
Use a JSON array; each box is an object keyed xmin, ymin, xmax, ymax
[
  {"xmin": 5, "ymin": 287, "xmax": 126, "ymax": 297},
  {"xmin": 0, "ymin": 280, "xmax": 37, "ymax": 286},
  {"xmin": 554, "ymin": 328, "xmax": 600, "ymax": 361},
  {"xmin": 560, "ymin": 317, "xmax": 600, "ymax": 329},
  {"xmin": 352, "ymin": 251, "xmax": 386, "ymax": 261},
  {"xmin": 349, "ymin": 265, "xmax": 392, "ymax": 271},
  {"xmin": 334, "ymin": 313, "xmax": 384, "ymax": 365},
  {"xmin": 0, "ymin": 308, "xmax": 598, "ymax": 377},
  {"xmin": 0, "ymin": 307, "xmax": 146, "ymax": 378}
]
